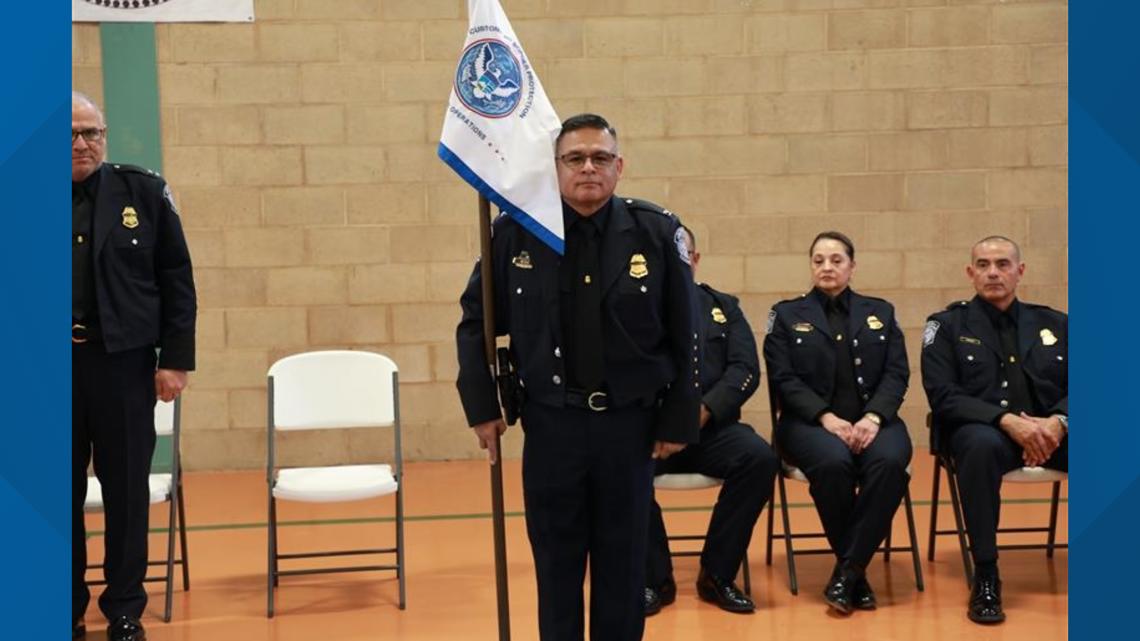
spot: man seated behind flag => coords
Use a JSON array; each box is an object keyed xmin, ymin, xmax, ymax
[
  {"xmin": 456, "ymin": 113, "xmax": 701, "ymax": 641},
  {"xmin": 643, "ymin": 225, "xmax": 778, "ymax": 616}
]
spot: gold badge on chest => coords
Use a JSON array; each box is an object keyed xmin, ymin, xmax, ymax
[
  {"xmin": 511, "ymin": 251, "xmax": 533, "ymax": 269},
  {"xmin": 793, "ymin": 322, "xmax": 813, "ymax": 333},
  {"xmin": 121, "ymin": 206, "xmax": 139, "ymax": 229},
  {"xmin": 866, "ymin": 315, "xmax": 884, "ymax": 330},
  {"xmin": 629, "ymin": 253, "xmax": 648, "ymax": 279},
  {"xmin": 711, "ymin": 307, "xmax": 727, "ymax": 324},
  {"xmin": 1040, "ymin": 328, "xmax": 1058, "ymax": 346}
]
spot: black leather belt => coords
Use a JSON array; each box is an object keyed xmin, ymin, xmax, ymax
[{"xmin": 566, "ymin": 388, "xmax": 609, "ymax": 412}]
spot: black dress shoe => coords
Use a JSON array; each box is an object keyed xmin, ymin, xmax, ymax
[
  {"xmin": 853, "ymin": 576, "xmax": 877, "ymax": 610},
  {"xmin": 968, "ymin": 574, "xmax": 1005, "ymax": 624},
  {"xmin": 73, "ymin": 620, "xmax": 86, "ymax": 638},
  {"xmin": 823, "ymin": 564, "xmax": 857, "ymax": 615},
  {"xmin": 107, "ymin": 616, "xmax": 146, "ymax": 641},
  {"xmin": 644, "ymin": 579, "xmax": 676, "ymax": 616},
  {"xmin": 696, "ymin": 568, "xmax": 754, "ymax": 613}
]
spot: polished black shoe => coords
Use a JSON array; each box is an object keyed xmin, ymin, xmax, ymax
[
  {"xmin": 107, "ymin": 616, "xmax": 147, "ymax": 641},
  {"xmin": 73, "ymin": 620, "xmax": 86, "ymax": 638},
  {"xmin": 696, "ymin": 568, "xmax": 754, "ymax": 613},
  {"xmin": 968, "ymin": 574, "xmax": 1005, "ymax": 624},
  {"xmin": 644, "ymin": 579, "xmax": 676, "ymax": 616},
  {"xmin": 853, "ymin": 576, "xmax": 877, "ymax": 610},
  {"xmin": 823, "ymin": 565, "xmax": 857, "ymax": 615}
]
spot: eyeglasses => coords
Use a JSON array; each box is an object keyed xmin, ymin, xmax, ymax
[
  {"xmin": 72, "ymin": 128, "xmax": 106, "ymax": 143},
  {"xmin": 558, "ymin": 151, "xmax": 618, "ymax": 170}
]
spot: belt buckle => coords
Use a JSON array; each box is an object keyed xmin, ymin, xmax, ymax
[
  {"xmin": 587, "ymin": 391, "xmax": 608, "ymax": 412},
  {"xmin": 72, "ymin": 323, "xmax": 88, "ymax": 344}
]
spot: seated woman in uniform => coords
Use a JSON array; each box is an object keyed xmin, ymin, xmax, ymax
[{"xmin": 762, "ymin": 230, "xmax": 913, "ymax": 615}]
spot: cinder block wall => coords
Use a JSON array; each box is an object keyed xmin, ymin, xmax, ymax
[{"xmin": 72, "ymin": 0, "xmax": 1067, "ymax": 470}]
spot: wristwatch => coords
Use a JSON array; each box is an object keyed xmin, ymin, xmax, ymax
[
  {"xmin": 1056, "ymin": 414, "xmax": 1068, "ymax": 433},
  {"xmin": 863, "ymin": 412, "xmax": 882, "ymax": 427}
]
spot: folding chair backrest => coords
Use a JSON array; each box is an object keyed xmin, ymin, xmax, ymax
[
  {"xmin": 155, "ymin": 398, "xmax": 177, "ymax": 436},
  {"xmin": 268, "ymin": 350, "xmax": 398, "ymax": 431}
]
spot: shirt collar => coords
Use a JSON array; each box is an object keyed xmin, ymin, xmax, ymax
[
  {"xmin": 74, "ymin": 163, "xmax": 105, "ymax": 199},
  {"xmin": 979, "ymin": 295, "xmax": 1021, "ymax": 327},
  {"xmin": 812, "ymin": 286, "xmax": 851, "ymax": 313},
  {"xmin": 562, "ymin": 197, "xmax": 612, "ymax": 236}
]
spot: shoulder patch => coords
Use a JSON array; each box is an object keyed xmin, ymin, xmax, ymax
[
  {"xmin": 162, "ymin": 183, "xmax": 178, "ymax": 214},
  {"xmin": 922, "ymin": 320, "xmax": 941, "ymax": 348},
  {"xmin": 673, "ymin": 227, "xmax": 691, "ymax": 266},
  {"xmin": 766, "ymin": 309, "xmax": 777, "ymax": 335}
]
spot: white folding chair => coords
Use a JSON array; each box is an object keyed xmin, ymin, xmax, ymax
[
  {"xmin": 85, "ymin": 397, "xmax": 189, "ymax": 622},
  {"xmin": 653, "ymin": 473, "xmax": 753, "ymax": 594},
  {"xmin": 928, "ymin": 412, "xmax": 1067, "ymax": 585},
  {"xmin": 266, "ymin": 350, "xmax": 405, "ymax": 617},
  {"xmin": 764, "ymin": 381, "xmax": 924, "ymax": 595}
]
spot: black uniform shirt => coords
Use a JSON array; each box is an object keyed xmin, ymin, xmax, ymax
[
  {"xmin": 812, "ymin": 287, "xmax": 861, "ymax": 422},
  {"xmin": 559, "ymin": 201, "xmax": 611, "ymax": 392},
  {"xmin": 72, "ymin": 171, "xmax": 100, "ymax": 325},
  {"xmin": 979, "ymin": 299, "xmax": 1035, "ymax": 416}
]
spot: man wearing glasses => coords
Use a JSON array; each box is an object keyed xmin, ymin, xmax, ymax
[
  {"xmin": 457, "ymin": 113, "xmax": 699, "ymax": 640},
  {"xmin": 72, "ymin": 92, "xmax": 196, "ymax": 641}
]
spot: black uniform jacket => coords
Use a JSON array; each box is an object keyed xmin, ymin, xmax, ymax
[
  {"xmin": 90, "ymin": 162, "xmax": 196, "ymax": 370},
  {"xmin": 456, "ymin": 196, "xmax": 701, "ymax": 444},
  {"xmin": 763, "ymin": 289, "xmax": 909, "ymax": 424},
  {"xmin": 696, "ymin": 283, "xmax": 759, "ymax": 429},
  {"xmin": 921, "ymin": 296, "xmax": 1068, "ymax": 431}
]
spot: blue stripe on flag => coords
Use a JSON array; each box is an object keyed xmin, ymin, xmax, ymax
[{"xmin": 438, "ymin": 142, "xmax": 565, "ymax": 255}]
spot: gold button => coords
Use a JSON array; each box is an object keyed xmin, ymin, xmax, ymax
[{"xmin": 584, "ymin": 275, "xmax": 592, "ymax": 284}]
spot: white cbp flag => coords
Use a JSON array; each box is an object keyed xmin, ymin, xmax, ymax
[{"xmin": 438, "ymin": 0, "xmax": 564, "ymax": 254}]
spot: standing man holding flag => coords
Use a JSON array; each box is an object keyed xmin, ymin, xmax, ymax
[
  {"xmin": 454, "ymin": 111, "xmax": 701, "ymax": 639},
  {"xmin": 442, "ymin": 9, "xmax": 700, "ymax": 641}
]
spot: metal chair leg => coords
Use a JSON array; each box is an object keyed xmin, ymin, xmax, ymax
[
  {"xmin": 903, "ymin": 488, "xmax": 925, "ymax": 591},
  {"xmin": 267, "ymin": 495, "xmax": 276, "ymax": 618},
  {"xmin": 164, "ymin": 490, "xmax": 176, "ymax": 622},
  {"xmin": 777, "ymin": 473, "xmax": 798, "ymax": 595},
  {"xmin": 396, "ymin": 483, "xmax": 407, "ymax": 610},
  {"xmin": 928, "ymin": 460, "xmax": 941, "ymax": 561},
  {"xmin": 177, "ymin": 481, "xmax": 190, "ymax": 590},
  {"xmin": 883, "ymin": 522, "xmax": 893, "ymax": 562},
  {"xmin": 945, "ymin": 462, "xmax": 974, "ymax": 587},
  {"xmin": 741, "ymin": 551, "xmax": 752, "ymax": 596},
  {"xmin": 1047, "ymin": 481, "xmax": 1061, "ymax": 558},
  {"xmin": 765, "ymin": 492, "xmax": 775, "ymax": 566}
]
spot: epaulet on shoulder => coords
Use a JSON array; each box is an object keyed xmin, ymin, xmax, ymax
[
  {"xmin": 698, "ymin": 282, "xmax": 737, "ymax": 304},
  {"xmin": 945, "ymin": 300, "xmax": 970, "ymax": 311},
  {"xmin": 774, "ymin": 293, "xmax": 807, "ymax": 307},
  {"xmin": 622, "ymin": 197, "xmax": 676, "ymax": 220},
  {"xmin": 111, "ymin": 163, "xmax": 161, "ymax": 179},
  {"xmin": 1023, "ymin": 301, "xmax": 1065, "ymax": 315}
]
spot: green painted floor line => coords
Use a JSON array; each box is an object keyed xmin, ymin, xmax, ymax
[{"xmin": 86, "ymin": 497, "xmax": 1067, "ymax": 538}]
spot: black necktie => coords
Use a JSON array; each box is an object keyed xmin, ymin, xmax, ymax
[
  {"xmin": 73, "ymin": 185, "xmax": 93, "ymax": 321},
  {"xmin": 572, "ymin": 218, "xmax": 604, "ymax": 390},
  {"xmin": 825, "ymin": 297, "xmax": 860, "ymax": 421},
  {"xmin": 998, "ymin": 314, "xmax": 1034, "ymax": 414}
]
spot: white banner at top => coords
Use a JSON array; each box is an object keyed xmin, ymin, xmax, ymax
[{"xmin": 72, "ymin": 0, "xmax": 254, "ymax": 23}]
